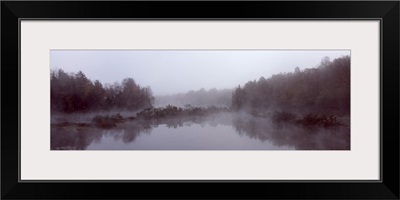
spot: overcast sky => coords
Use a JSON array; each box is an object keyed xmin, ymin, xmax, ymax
[{"xmin": 50, "ymin": 50, "xmax": 350, "ymax": 95}]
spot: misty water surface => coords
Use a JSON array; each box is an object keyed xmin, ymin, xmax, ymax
[{"xmin": 51, "ymin": 113, "xmax": 350, "ymax": 150}]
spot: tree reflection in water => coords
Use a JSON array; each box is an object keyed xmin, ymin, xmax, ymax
[
  {"xmin": 51, "ymin": 113, "xmax": 349, "ymax": 150},
  {"xmin": 232, "ymin": 116, "xmax": 350, "ymax": 150}
]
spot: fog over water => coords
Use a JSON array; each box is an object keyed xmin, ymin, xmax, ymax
[
  {"xmin": 50, "ymin": 50, "xmax": 351, "ymax": 150},
  {"xmin": 52, "ymin": 113, "xmax": 350, "ymax": 150},
  {"xmin": 50, "ymin": 50, "xmax": 350, "ymax": 95}
]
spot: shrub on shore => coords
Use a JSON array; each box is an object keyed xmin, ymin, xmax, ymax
[
  {"xmin": 92, "ymin": 113, "xmax": 123, "ymax": 128},
  {"xmin": 297, "ymin": 113, "xmax": 341, "ymax": 127},
  {"xmin": 136, "ymin": 105, "xmax": 229, "ymax": 119},
  {"xmin": 271, "ymin": 111, "xmax": 341, "ymax": 127}
]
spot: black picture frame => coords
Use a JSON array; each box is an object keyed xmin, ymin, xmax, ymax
[{"xmin": 1, "ymin": 1, "xmax": 399, "ymax": 199}]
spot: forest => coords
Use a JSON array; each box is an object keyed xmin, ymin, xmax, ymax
[
  {"xmin": 51, "ymin": 69, "xmax": 154, "ymax": 113},
  {"xmin": 232, "ymin": 56, "xmax": 350, "ymax": 116},
  {"xmin": 51, "ymin": 55, "xmax": 350, "ymax": 150},
  {"xmin": 51, "ymin": 55, "xmax": 350, "ymax": 128}
]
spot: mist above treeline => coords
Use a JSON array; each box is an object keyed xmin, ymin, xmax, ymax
[
  {"xmin": 155, "ymin": 88, "xmax": 232, "ymax": 107},
  {"xmin": 51, "ymin": 55, "xmax": 350, "ymax": 116}
]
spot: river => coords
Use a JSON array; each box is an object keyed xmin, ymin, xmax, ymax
[{"xmin": 51, "ymin": 113, "xmax": 350, "ymax": 150}]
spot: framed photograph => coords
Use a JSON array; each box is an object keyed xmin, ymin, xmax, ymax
[{"xmin": 2, "ymin": 1, "xmax": 399, "ymax": 199}]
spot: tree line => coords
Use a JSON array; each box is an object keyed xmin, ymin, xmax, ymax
[
  {"xmin": 51, "ymin": 55, "xmax": 349, "ymax": 115},
  {"xmin": 51, "ymin": 69, "xmax": 154, "ymax": 113},
  {"xmin": 155, "ymin": 88, "xmax": 232, "ymax": 107},
  {"xmin": 232, "ymin": 56, "xmax": 350, "ymax": 116}
]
